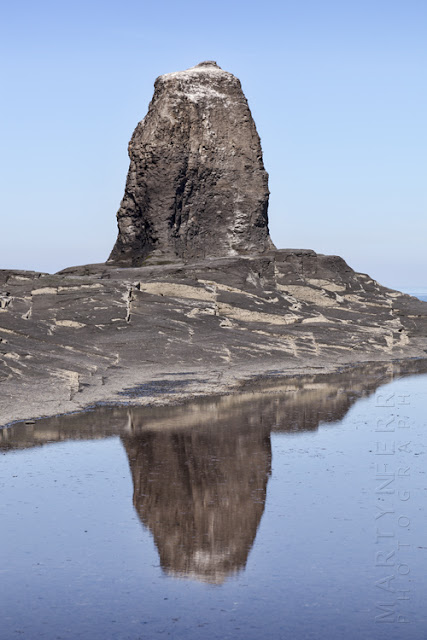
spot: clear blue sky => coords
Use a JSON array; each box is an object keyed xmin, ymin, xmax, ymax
[{"xmin": 1, "ymin": 0, "xmax": 426, "ymax": 289}]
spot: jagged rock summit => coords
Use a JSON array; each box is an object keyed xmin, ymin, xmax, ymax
[{"xmin": 109, "ymin": 61, "xmax": 274, "ymax": 266}]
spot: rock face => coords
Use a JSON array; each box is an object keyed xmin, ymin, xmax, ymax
[{"xmin": 108, "ymin": 61, "xmax": 274, "ymax": 266}]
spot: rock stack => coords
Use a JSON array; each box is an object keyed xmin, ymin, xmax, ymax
[{"xmin": 109, "ymin": 61, "xmax": 274, "ymax": 265}]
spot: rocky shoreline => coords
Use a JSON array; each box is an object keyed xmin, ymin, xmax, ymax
[
  {"xmin": 2, "ymin": 61, "xmax": 426, "ymax": 426},
  {"xmin": 1, "ymin": 250, "xmax": 427, "ymax": 427}
]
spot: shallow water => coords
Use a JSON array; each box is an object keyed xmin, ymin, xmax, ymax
[{"xmin": 1, "ymin": 360, "xmax": 427, "ymax": 640}]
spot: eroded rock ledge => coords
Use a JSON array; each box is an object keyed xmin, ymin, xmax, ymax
[{"xmin": 1, "ymin": 249, "xmax": 427, "ymax": 426}]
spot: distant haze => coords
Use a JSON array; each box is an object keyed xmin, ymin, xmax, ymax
[{"xmin": 1, "ymin": 0, "xmax": 426, "ymax": 290}]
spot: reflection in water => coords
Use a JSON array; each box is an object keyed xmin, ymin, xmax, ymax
[
  {"xmin": 122, "ymin": 427, "xmax": 271, "ymax": 583},
  {"xmin": 1, "ymin": 359, "xmax": 427, "ymax": 583}
]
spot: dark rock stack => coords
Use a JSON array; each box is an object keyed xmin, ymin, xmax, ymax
[{"xmin": 109, "ymin": 61, "xmax": 274, "ymax": 266}]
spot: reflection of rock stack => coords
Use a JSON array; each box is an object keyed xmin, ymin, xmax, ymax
[
  {"xmin": 2, "ymin": 360, "xmax": 427, "ymax": 583},
  {"xmin": 121, "ymin": 424, "xmax": 271, "ymax": 584}
]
